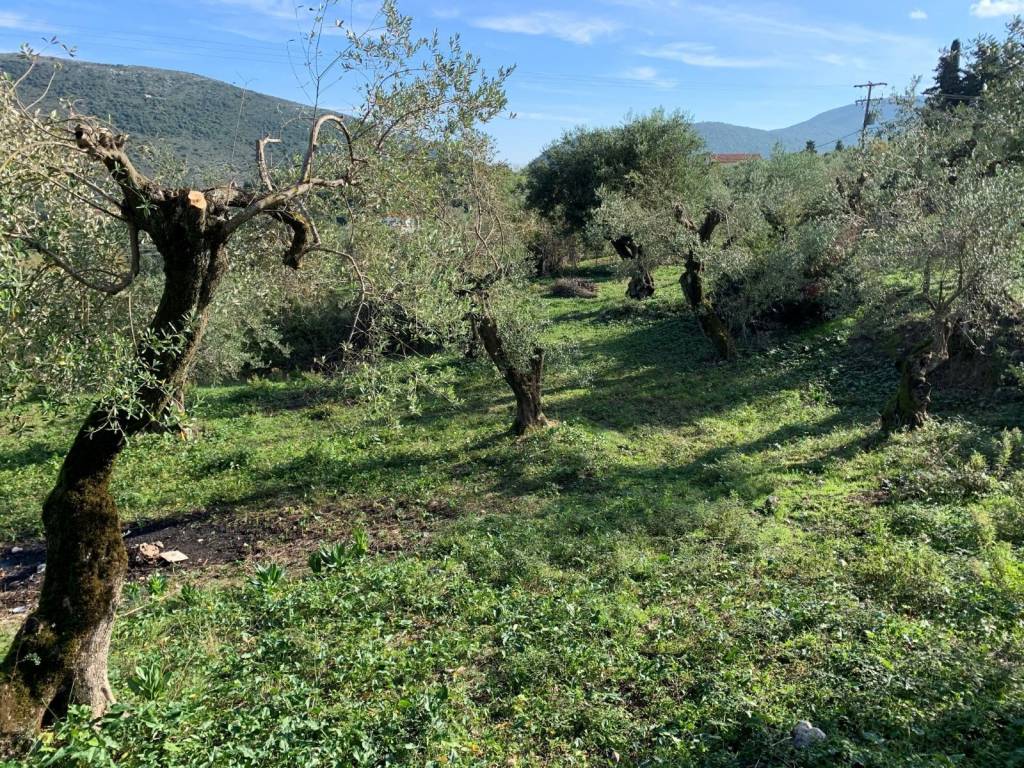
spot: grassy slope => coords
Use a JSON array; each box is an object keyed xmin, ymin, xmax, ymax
[{"xmin": 2, "ymin": 262, "xmax": 1023, "ymax": 766}]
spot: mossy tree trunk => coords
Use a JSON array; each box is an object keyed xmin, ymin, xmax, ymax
[
  {"xmin": 0, "ymin": 191, "xmax": 229, "ymax": 747},
  {"xmin": 881, "ymin": 318, "xmax": 952, "ymax": 432},
  {"xmin": 473, "ymin": 314, "xmax": 548, "ymax": 435},
  {"xmin": 677, "ymin": 208, "xmax": 736, "ymax": 360}
]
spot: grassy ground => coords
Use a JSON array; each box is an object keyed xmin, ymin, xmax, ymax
[{"xmin": 2, "ymin": 261, "xmax": 1023, "ymax": 766}]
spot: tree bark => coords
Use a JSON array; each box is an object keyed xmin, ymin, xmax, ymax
[
  {"xmin": 473, "ymin": 315, "xmax": 548, "ymax": 435},
  {"xmin": 612, "ymin": 236, "xmax": 655, "ymax": 300},
  {"xmin": 0, "ymin": 191, "xmax": 228, "ymax": 747},
  {"xmin": 627, "ymin": 267, "xmax": 655, "ymax": 300},
  {"xmin": 881, "ymin": 319, "xmax": 952, "ymax": 432}
]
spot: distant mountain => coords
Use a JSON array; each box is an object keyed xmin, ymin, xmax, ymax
[
  {"xmin": 0, "ymin": 53, "xmax": 313, "ymax": 176},
  {"xmin": 694, "ymin": 101, "xmax": 906, "ymax": 156},
  {"xmin": 1, "ymin": 53, "xmax": 905, "ymax": 172}
]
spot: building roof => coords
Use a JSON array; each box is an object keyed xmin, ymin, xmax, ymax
[{"xmin": 712, "ymin": 153, "xmax": 762, "ymax": 164}]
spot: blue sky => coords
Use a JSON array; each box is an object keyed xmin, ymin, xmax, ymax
[{"xmin": 0, "ymin": 0, "xmax": 1020, "ymax": 164}]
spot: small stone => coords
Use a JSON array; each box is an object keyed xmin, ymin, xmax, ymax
[
  {"xmin": 36, "ymin": 564, "xmax": 45, "ymax": 574},
  {"xmin": 791, "ymin": 720, "xmax": 826, "ymax": 749},
  {"xmin": 9, "ymin": 606, "xmax": 27, "ymax": 615},
  {"xmin": 159, "ymin": 550, "xmax": 189, "ymax": 564},
  {"xmin": 11, "ymin": 547, "xmax": 23, "ymax": 554}
]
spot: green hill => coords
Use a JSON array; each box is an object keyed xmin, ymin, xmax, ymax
[{"xmin": 0, "ymin": 52, "xmax": 313, "ymax": 175}]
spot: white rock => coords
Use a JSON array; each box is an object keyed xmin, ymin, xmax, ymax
[
  {"xmin": 791, "ymin": 720, "xmax": 826, "ymax": 749},
  {"xmin": 159, "ymin": 550, "xmax": 189, "ymax": 564},
  {"xmin": 9, "ymin": 606, "xmax": 27, "ymax": 615}
]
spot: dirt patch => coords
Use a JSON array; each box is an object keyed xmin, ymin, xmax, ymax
[{"xmin": 0, "ymin": 496, "xmax": 457, "ymax": 620}]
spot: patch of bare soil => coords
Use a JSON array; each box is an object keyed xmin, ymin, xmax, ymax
[{"xmin": 0, "ymin": 497, "xmax": 457, "ymax": 621}]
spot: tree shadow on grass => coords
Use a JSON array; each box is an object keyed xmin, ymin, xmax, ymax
[{"xmin": 0, "ymin": 441, "xmax": 65, "ymax": 472}]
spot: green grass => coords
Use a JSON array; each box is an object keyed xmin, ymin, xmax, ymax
[{"xmin": 3, "ymin": 262, "xmax": 1024, "ymax": 767}]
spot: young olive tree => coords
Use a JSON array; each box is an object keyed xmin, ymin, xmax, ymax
[
  {"xmin": 440, "ymin": 139, "xmax": 553, "ymax": 434},
  {"xmin": 0, "ymin": 2, "xmax": 508, "ymax": 745}
]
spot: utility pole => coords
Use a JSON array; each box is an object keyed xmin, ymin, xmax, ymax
[{"xmin": 855, "ymin": 81, "xmax": 887, "ymax": 147}]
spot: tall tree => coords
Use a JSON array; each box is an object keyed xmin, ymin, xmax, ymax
[
  {"xmin": 925, "ymin": 39, "xmax": 965, "ymax": 111},
  {"xmin": 0, "ymin": 2, "xmax": 508, "ymax": 747}
]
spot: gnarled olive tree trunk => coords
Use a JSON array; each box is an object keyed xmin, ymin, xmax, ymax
[
  {"xmin": 882, "ymin": 319, "xmax": 952, "ymax": 432},
  {"xmin": 473, "ymin": 314, "xmax": 548, "ymax": 435},
  {"xmin": 0, "ymin": 191, "xmax": 228, "ymax": 746},
  {"xmin": 612, "ymin": 235, "xmax": 655, "ymax": 300},
  {"xmin": 1, "ymin": 120, "xmax": 315, "ymax": 748},
  {"xmin": 676, "ymin": 207, "xmax": 736, "ymax": 360}
]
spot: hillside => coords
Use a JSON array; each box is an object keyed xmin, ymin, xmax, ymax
[
  {"xmin": 1, "ymin": 53, "xmax": 901, "ymax": 170},
  {"xmin": 695, "ymin": 100, "xmax": 904, "ymax": 155},
  {"xmin": 0, "ymin": 53, "xmax": 313, "ymax": 175}
]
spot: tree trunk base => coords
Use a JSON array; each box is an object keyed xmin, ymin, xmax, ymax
[
  {"xmin": 0, "ymin": 464, "xmax": 127, "ymax": 747},
  {"xmin": 513, "ymin": 403, "xmax": 549, "ymax": 436},
  {"xmin": 626, "ymin": 270, "xmax": 655, "ymax": 300},
  {"xmin": 695, "ymin": 306, "xmax": 736, "ymax": 360},
  {"xmin": 882, "ymin": 349, "xmax": 933, "ymax": 432}
]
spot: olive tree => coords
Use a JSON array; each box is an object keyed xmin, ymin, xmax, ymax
[
  {"xmin": 846, "ymin": 30, "xmax": 1024, "ymax": 430},
  {"xmin": 525, "ymin": 111, "xmax": 708, "ymax": 299},
  {"xmin": 439, "ymin": 139, "xmax": 553, "ymax": 434},
  {"xmin": 0, "ymin": 1, "xmax": 508, "ymax": 745}
]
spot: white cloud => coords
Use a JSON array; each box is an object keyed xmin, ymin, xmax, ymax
[
  {"xmin": 620, "ymin": 65, "xmax": 677, "ymax": 88},
  {"xmin": 971, "ymin": 0, "xmax": 1024, "ymax": 16},
  {"xmin": 0, "ymin": 11, "xmax": 53, "ymax": 32},
  {"xmin": 640, "ymin": 41, "xmax": 782, "ymax": 68},
  {"xmin": 472, "ymin": 12, "xmax": 618, "ymax": 45},
  {"xmin": 909, "ymin": 9, "xmax": 928, "ymax": 20}
]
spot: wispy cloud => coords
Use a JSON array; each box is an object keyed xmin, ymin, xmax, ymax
[
  {"xmin": 640, "ymin": 41, "xmax": 782, "ymax": 69},
  {"xmin": 688, "ymin": 4, "xmax": 925, "ymax": 48},
  {"xmin": 204, "ymin": 0, "xmax": 298, "ymax": 20},
  {"xmin": 620, "ymin": 65, "xmax": 677, "ymax": 88},
  {"xmin": 909, "ymin": 9, "xmax": 928, "ymax": 20},
  {"xmin": 971, "ymin": 0, "xmax": 1024, "ymax": 16},
  {"xmin": 0, "ymin": 11, "xmax": 55, "ymax": 33},
  {"xmin": 815, "ymin": 52, "xmax": 867, "ymax": 69},
  {"xmin": 472, "ymin": 11, "xmax": 619, "ymax": 45}
]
